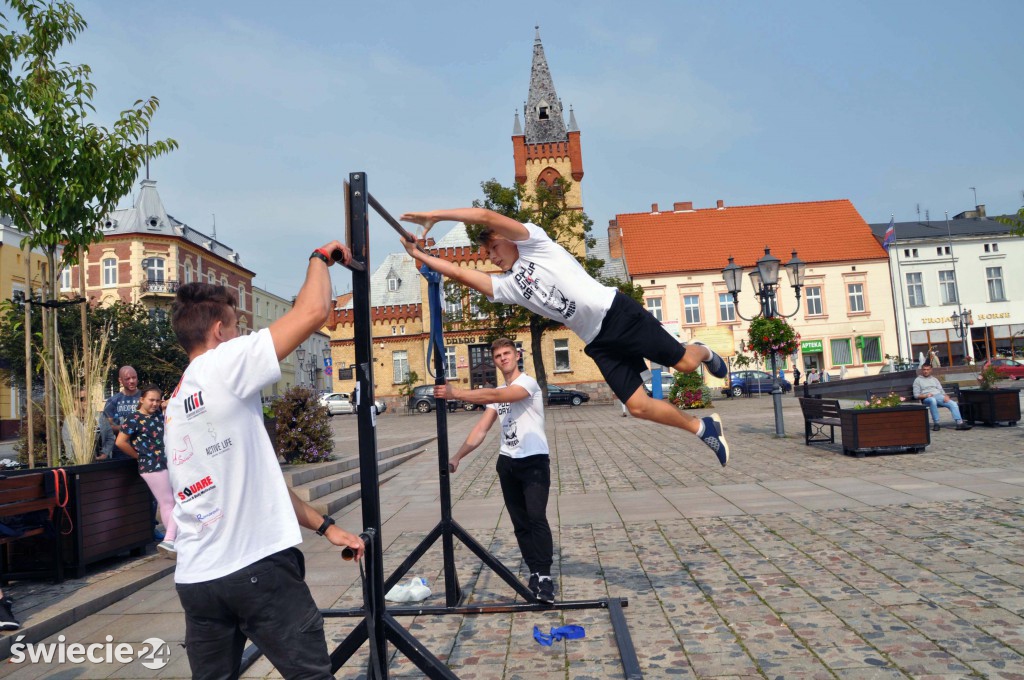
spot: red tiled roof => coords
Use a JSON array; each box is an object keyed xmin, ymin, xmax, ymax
[{"xmin": 617, "ymin": 199, "xmax": 887, "ymax": 276}]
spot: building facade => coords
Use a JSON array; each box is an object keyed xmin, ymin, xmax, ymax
[
  {"xmin": 615, "ymin": 199, "xmax": 899, "ymax": 384},
  {"xmin": 869, "ymin": 207, "xmax": 1024, "ymax": 365},
  {"xmin": 0, "ymin": 218, "xmax": 59, "ymax": 439}
]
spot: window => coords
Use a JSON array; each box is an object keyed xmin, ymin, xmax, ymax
[
  {"xmin": 860, "ymin": 336, "xmax": 882, "ymax": 363},
  {"xmin": 805, "ymin": 286, "xmax": 823, "ymax": 315},
  {"xmin": 683, "ymin": 295, "xmax": 701, "ymax": 324},
  {"xmin": 146, "ymin": 257, "xmax": 165, "ymax": 283},
  {"xmin": 847, "ymin": 283, "xmax": 865, "ymax": 313},
  {"xmin": 939, "ymin": 270, "xmax": 958, "ymax": 304},
  {"xmin": 444, "ymin": 284, "xmax": 463, "ymax": 320},
  {"xmin": 470, "ymin": 295, "xmax": 488, "ymax": 320},
  {"xmin": 645, "ymin": 297, "xmax": 663, "ymax": 321},
  {"xmin": 60, "ymin": 268, "xmax": 72, "ymax": 291},
  {"xmin": 391, "ymin": 326, "xmax": 397, "ymax": 335},
  {"xmin": 149, "ymin": 308, "xmax": 169, "ymax": 325},
  {"xmin": 238, "ymin": 284, "xmax": 246, "ymax": 311},
  {"xmin": 936, "ymin": 246, "xmax": 950, "ymax": 256},
  {"xmin": 831, "ymin": 338, "xmax": 853, "ymax": 365},
  {"xmin": 392, "ymin": 350, "xmax": 409, "ymax": 383},
  {"xmin": 102, "ymin": 258, "xmax": 117, "ymax": 286},
  {"xmin": 183, "ymin": 262, "xmax": 193, "ymax": 284},
  {"xmin": 387, "ymin": 276, "xmax": 399, "ymax": 292},
  {"xmin": 987, "ymin": 267, "xmax": 1005, "ymax": 301},
  {"xmin": 718, "ymin": 293, "xmax": 735, "ymax": 322},
  {"xmin": 208, "ymin": 270, "xmax": 215, "ymax": 284},
  {"xmin": 906, "ymin": 272, "xmax": 925, "ymax": 307},
  {"xmin": 221, "ymin": 276, "xmax": 228, "ymax": 288},
  {"xmin": 554, "ymin": 338, "xmax": 570, "ymax": 371},
  {"xmin": 539, "ymin": 106, "xmax": 549, "ymax": 120},
  {"xmin": 444, "ymin": 346, "xmax": 457, "ymax": 378}
]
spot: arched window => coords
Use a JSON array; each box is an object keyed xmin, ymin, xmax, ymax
[
  {"xmin": 207, "ymin": 270, "xmax": 215, "ymax": 284},
  {"xmin": 238, "ymin": 283, "xmax": 246, "ymax": 311}
]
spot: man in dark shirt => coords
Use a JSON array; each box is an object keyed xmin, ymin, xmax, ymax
[{"xmin": 101, "ymin": 366, "xmax": 140, "ymax": 460}]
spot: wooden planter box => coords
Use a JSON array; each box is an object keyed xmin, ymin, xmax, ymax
[
  {"xmin": 839, "ymin": 405, "xmax": 931, "ymax": 457},
  {"xmin": 9, "ymin": 459, "xmax": 152, "ymax": 578},
  {"xmin": 959, "ymin": 388, "xmax": 1020, "ymax": 427}
]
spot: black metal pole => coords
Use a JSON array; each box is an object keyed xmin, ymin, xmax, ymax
[{"xmin": 347, "ymin": 172, "xmax": 389, "ymax": 676}]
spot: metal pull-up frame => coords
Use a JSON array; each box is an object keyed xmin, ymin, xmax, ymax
[{"xmin": 247, "ymin": 172, "xmax": 642, "ymax": 679}]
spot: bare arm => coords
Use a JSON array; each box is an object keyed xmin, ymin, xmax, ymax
[
  {"xmin": 449, "ymin": 409, "xmax": 498, "ymax": 473},
  {"xmin": 401, "ymin": 208, "xmax": 529, "ymax": 242},
  {"xmin": 400, "ymin": 239, "xmax": 494, "ymax": 298},
  {"xmin": 269, "ymin": 241, "xmax": 351, "ymax": 362},
  {"xmin": 435, "ymin": 382, "xmax": 529, "ymax": 405},
  {"xmin": 114, "ymin": 431, "xmax": 139, "ymax": 460},
  {"xmin": 288, "ymin": 489, "xmax": 365, "ymax": 559}
]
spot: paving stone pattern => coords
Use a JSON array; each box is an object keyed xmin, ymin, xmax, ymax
[{"xmin": 2, "ymin": 394, "xmax": 1024, "ymax": 678}]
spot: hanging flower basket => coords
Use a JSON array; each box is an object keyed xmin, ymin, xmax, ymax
[{"xmin": 747, "ymin": 317, "xmax": 800, "ymax": 359}]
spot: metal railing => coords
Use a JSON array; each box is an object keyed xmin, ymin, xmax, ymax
[{"xmin": 140, "ymin": 279, "xmax": 179, "ymax": 294}]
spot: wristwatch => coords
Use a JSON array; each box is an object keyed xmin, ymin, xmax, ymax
[
  {"xmin": 316, "ymin": 514, "xmax": 335, "ymax": 536},
  {"xmin": 309, "ymin": 249, "xmax": 330, "ymax": 265}
]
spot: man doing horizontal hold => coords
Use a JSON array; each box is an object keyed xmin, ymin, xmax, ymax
[{"xmin": 400, "ymin": 208, "xmax": 730, "ymax": 466}]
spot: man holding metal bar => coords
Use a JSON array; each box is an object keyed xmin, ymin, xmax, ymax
[
  {"xmin": 399, "ymin": 208, "xmax": 730, "ymax": 466},
  {"xmin": 166, "ymin": 239, "xmax": 365, "ymax": 679}
]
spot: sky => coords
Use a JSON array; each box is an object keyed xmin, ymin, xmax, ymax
[{"xmin": 48, "ymin": 0, "xmax": 1024, "ymax": 297}]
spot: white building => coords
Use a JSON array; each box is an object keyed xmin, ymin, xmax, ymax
[
  {"xmin": 252, "ymin": 286, "xmax": 331, "ymax": 396},
  {"xmin": 870, "ymin": 207, "xmax": 1024, "ymax": 365}
]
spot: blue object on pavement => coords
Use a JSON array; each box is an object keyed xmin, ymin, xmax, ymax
[{"xmin": 533, "ymin": 625, "xmax": 586, "ymax": 646}]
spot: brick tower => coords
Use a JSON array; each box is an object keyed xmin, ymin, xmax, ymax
[{"xmin": 512, "ymin": 27, "xmax": 584, "ymax": 215}]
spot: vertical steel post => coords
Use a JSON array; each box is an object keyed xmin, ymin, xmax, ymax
[{"xmin": 347, "ymin": 173, "xmax": 389, "ymax": 677}]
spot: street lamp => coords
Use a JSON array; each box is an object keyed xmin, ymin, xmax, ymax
[
  {"xmin": 722, "ymin": 247, "xmax": 806, "ymax": 437},
  {"xmin": 951, "ymin": 308, "xmax": 973, "ymax": 363}
]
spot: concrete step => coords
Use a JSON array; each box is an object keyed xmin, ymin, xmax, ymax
[
  {"xmin": 310, "ymin": 471, "xmax": 401, "ymax": 516},
  {"xmin": 291, "ymin": 449, "xmax": 424, "ymax": 502},
  {"xmin": 282, "ymin": 436, "xmax": 435, "ymax": 487}
]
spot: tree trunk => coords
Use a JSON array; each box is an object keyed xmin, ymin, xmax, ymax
[
  {"xmin": 23, "ymin": 255, "xmax": 34, "ymax": 468},
  {"xmin": 529, "ymin": 314, "xmax": 549, "ymax": 397}
]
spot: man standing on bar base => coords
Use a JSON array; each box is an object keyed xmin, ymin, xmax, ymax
[
  {"xmin": 400, "ymin": 208, "xmax": 730, "ymax": 466},
  {"xmin": 437, "ymin": 338, "xmax": 556, "ymax": 603},
  {"xmin": 166, "ymin": 241, "xmax": 364, "ymax": 679}
]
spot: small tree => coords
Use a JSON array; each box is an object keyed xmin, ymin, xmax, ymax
[{"xmin": 271, "ymin": 386, "xmax": 334, "ymax": 464}]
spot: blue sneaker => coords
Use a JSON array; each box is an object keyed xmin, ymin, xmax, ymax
[
  {"xmin": 691, "ymin": 341, "xmax": 728, "ymax": 378},
  {"xmin": 700, "ymin": 414, "xmax": 729, "ymax": 467}
]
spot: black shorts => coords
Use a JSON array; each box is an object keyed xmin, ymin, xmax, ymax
[{"xmin": 584, "ymin": 291, "xmax": 685, "ymax": 402}]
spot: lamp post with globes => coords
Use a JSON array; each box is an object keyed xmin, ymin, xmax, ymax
[
  {"xmin": 722, "ymin": 247, "xmax": 806, "ymax": 437},
  {"xmin": 951, "ymin": 308, "xmax": 973, "ymax": 364}
]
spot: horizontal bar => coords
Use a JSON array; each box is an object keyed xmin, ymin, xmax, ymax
[
  {"xmin": 609, "ymin": 598, "xmax": 644, "ymax": 679},
  {"xmin": 322, "ymin": 596, "xmax": 627, "ymax": 618}
]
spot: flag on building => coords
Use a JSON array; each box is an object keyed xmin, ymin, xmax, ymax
[{"xmin": 882, "ymin": 216, "xmax": 896, "ymax": 252}]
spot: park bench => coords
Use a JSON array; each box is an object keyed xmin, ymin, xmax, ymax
[
  {"xmin": 799, "ymin": 397, "xmax": 842, "ymax": 446},
  {"xmin": 0, "ymin": 472, "xmax": 63, "ymax": 585},
  {"xmin": 867, "ymin": 383, "xmax": 969, "ymax": 421}
]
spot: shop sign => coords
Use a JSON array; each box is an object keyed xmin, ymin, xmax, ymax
[{"xmin": 800, "ymin": 339, "xmax": 823, "ymax": 353}]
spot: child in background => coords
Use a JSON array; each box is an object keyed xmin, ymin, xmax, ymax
[{"xmin": 116, "ymin": 385, "xmax": 176, "ymax": 558}]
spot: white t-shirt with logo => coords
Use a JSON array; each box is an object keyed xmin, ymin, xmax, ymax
[
  {"xmin": 486, "ymin": 374, "xmax": 548, "ymax": 459},
  {"xmin": 165, "ymin": 328, "xmax": 300, "ymax": 584},
  {"xmin": 488, "ymin": 223, "xmax": 616, "ymax": 344}
]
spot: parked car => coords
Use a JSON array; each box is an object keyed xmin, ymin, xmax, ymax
[
  {"xmin": 983, "ymin": 358, "xmax": 1024, "ymax": 380},
  {"xmin": 546, "ymin": 385, "xmax": 590, "ymax": 407},
  {"xmin": 320, "ymin": 392, "xmax": 355, "ymax": 415},
  {"xmin": 643, "ymin": 372, "xmax": 676, "ymax": 398},
  {"xmin": 374, "ymin": 398, "xmax": 388, "ymax": 414},
  {"xmin": 725, "ymin": 370, "xmax": 792, "ymax": 397},
  {"xmin": 407, "ymin": 385, "xmax": 465, "ymax": 413}
]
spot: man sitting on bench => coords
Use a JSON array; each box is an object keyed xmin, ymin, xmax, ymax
[{"xmin": 912, "ymin": 364, "xmax": 971, "ymax": 431}]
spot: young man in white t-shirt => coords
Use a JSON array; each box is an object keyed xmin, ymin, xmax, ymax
[
  {"xmin": 437, "ymin": 338, "xmax": 557, "ymax": 603},
  {"xmin": 165, "ymin": 241, "xmax": 365, "ymax": 679},
  {"xmin": 401, "ymin": 208, "xmax": 730, "ymax": 466}
]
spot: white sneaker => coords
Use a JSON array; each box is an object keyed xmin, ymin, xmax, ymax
[{"xmin": 157, "ymin": 540, "xmax": 177, "ymax": 559}]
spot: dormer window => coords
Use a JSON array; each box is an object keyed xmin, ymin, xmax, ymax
[
  {"xmin": 102, "ymin": 218, "xmax": 117, "ymax": 231},
  {"xmin": 387, "ymin": 276, "xmax": 399, "ymax": 292},
  {"xmin": 539, "ymin": 106, "xmax": 548, "ymax": 120},
  {"xmin": 147, "ymin": 216, "xmax": 160, "ymax": 229}
]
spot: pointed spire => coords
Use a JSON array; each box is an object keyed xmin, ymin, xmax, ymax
[
  {"xmin": 512, "ymin": 110, "xmax": 523, "ymax": 135},
  {"xmin": 567, "ymin": 105, "xmax": 578, "ymax": 132},
  {"xmin": 535, "ymin": 25, "xmax": 541, "ymax": 43},
  {"xmin": 524, "ymin": 26, "xmax": 567, "ymax": 144}
]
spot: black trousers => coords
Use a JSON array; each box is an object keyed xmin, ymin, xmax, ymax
[
  {"xmin": 496, "ymin": 454, "xmax": 553, "ymax": 575},
  {"xmin": 176, "ymin": 548, "xmax": 331, "ymax": 680}
]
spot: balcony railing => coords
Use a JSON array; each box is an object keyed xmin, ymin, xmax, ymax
[{"xmin": 140, "ymin": 279, "xmax": 179, "ymax": 294}]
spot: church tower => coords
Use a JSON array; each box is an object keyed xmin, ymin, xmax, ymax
[{"xmin": 512, "ymin": 27, "xmax": 584, "ymax": 213}]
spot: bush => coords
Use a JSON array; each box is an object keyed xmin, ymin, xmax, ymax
[
  {"xmin": 668, "ymin": 372, "xmax": 712, "ymax": 410},
  {"xmin": 270, "ymin": 386, "xmax": 334, "ymax": 464}
]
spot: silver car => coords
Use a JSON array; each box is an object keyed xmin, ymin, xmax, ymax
[{"xmin": 320, "ymin": 392, "xmax": 355, "ymax": 416}]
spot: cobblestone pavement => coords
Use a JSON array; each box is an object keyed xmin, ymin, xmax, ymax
[{"xmin": 2, "ymin": 393, "xmax": 1024, "ymax": 678}]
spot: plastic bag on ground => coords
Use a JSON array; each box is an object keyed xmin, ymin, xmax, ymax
[{"xmin": 385, "ymin": 577, "xmax": 431, "ymax": 603}]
